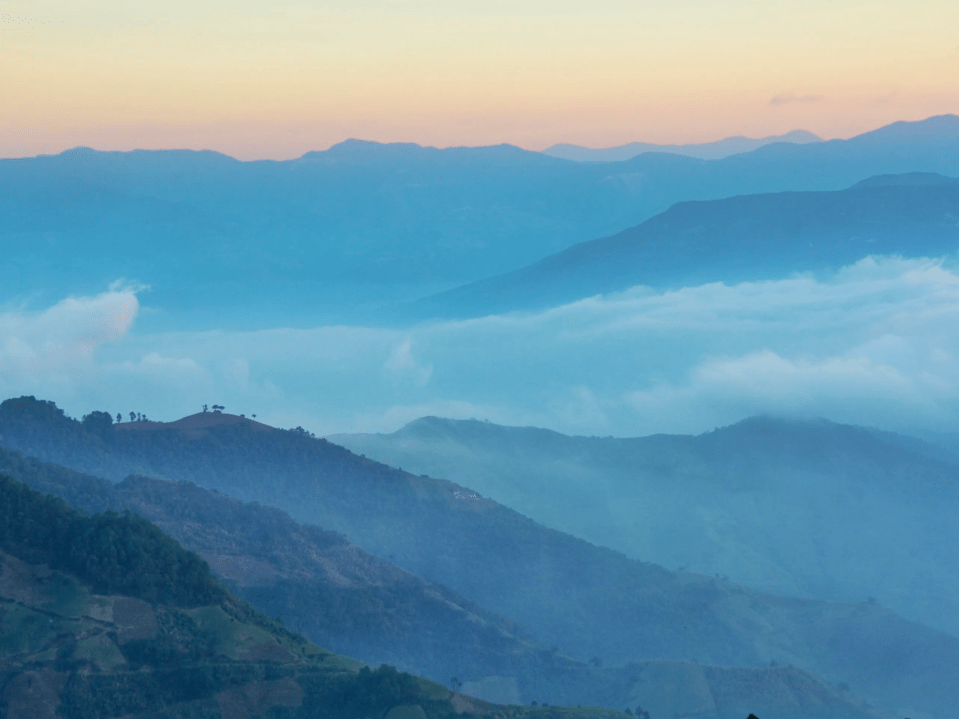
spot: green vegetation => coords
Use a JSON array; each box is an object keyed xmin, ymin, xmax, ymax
[
  {"xmin": 0, "ymin": 445, "xmax": 565, "ymax": 695},
  {"xmin": 0, "ymin": 469, "xmax": 634, "ymax": 718},
  {"xmin": 0, "ymin": 400, "xmax": 897, "ymax": 718},
  {"xmin": 0, "ymin": 473, "xmax": 226, "ymax": 607},
  {"xmin": 0, "ymin": 473, "xmax": 504, "ymax": 719}
]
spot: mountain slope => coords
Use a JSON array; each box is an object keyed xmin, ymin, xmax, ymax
[
  {"xmin": 410, "ymin": 172, "xmax": 959, "ymax": 318},
  {"xmin": 0, "ymin": 445, "xmax": 548, "ymax": 692},
  {"xmin": 331, "ymin": 415, "xmax": 959, "ymax": 639},
  {"xmin": 0, "ymin": 447, "xmax": 885, "ymax": 719},
  {"xmin": 0, "ymin": 397, "xmax": 957, "ymax": 718},
  {"xmin": 2, "ymin": 115, "xmax": 958, "ymax": 328},
  {"xmin": 0, "ymin": 472, "xmax": 486, "ymax": 719}
]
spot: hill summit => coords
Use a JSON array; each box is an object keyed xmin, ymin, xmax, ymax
[{"xmin": 0, "ymin": 472, "xmax": 477, "ymax": 719}]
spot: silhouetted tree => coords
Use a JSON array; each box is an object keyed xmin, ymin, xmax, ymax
[
  {"xmin": 129, "ymin": 411, "xmax": 136, "ymax": 422},
  {"xmin": 202, "ymin": 404, "xmax": 208, "ymax": 413},
  {"xmin": 81, "ymin": 411, "xmax": 114, "ymax": 435}
]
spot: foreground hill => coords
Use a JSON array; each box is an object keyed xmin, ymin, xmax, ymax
[
  {"xmin": 0, "ymin": 397, "xmax": 956, "ymax": 718},
  {"xmin": 0, "ymin": 473, "xmax": 486, "ymax": 719},
  {"xmin": 411, "ymin": 172, "xmax": 959, "ymax": 318},
  {"xmin": 2, "ymin": 115, "xmax": 958, "ymax": 328},
  {"xmin": 332, "ymin": 415, "xmax": 959, "ymax": 638},
  {"xmin": 0, "ymin": 445, "xmax": 551, "ymax": 696},
  {"xmin": 0, "ymin": 447, "xmax": 883, "ymax": 719}
]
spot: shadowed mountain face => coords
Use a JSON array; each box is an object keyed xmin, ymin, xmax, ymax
[
  {"xmin": 1, "ymin": 115, "xmax": 958, "ymax": 329},
  {"xmin": 0, "ymin": 449, "xmax": 884, "ymax": 719},
  {"xmin": 0, "ymin": 473, "xmax": 479, "ymax": 719},
  {"xmin": 0, "ymin": 396, "xmax": 957, "ymax": 718},
  {"xmin": 410, "ymin": 173, "xmax": 959, "ymax": 319},
  {"xmin": 331, "ymin": 415, "xmax": 959, "ymax": 639},
  {"xmin": 543, "ymin": 130, "xmax": 822, "ymax": 162},
  {"xmin": 0, "ymin": 446, "xmax": 548, "ymax": 690}
]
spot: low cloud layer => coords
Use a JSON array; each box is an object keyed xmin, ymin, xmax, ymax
[
  {"xmin": 0, "ymin": 289, "xmax": 138, "ymax": 380},
  {"xmin": 4, "ymin": 256, "xmax": 959, "ymax": 439}
]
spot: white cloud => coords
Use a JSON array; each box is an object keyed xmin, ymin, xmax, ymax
[
  {"xmin": 383, "ymin": 338, "xmax": 433, "ymax": 386},
  {"xmin": 9, "ymin": 256, "xmax": 959, "ymax": 439},
  {"xmin": 0, "ymin": 289, "xmax": 138, "ymax": 382},
  {"xmin": 769, "ymin": 93, "xmax": 821, "ymax": 106},
  {"xmin": 625, "ymin": 350, "xmax": 947, "ymax": 435}
]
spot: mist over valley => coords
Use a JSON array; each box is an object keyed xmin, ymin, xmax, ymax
[{"xmin": 3, "ymin": 109, "xmax": 959, "ymax": 719}]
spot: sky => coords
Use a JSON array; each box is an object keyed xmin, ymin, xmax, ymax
[
  {"xmin": 5, "ymin": 256, "xmax": 959, "ymax": 439},
  {"xmin": 3, "ymin": 0, "xmax": 959, "ymax": 159}
]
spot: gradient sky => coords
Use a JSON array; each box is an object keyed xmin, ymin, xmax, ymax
[{"xmin": 3, "ymin": 0, "xmax": 959, "ymax": 159}]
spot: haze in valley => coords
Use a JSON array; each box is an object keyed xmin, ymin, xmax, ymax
[{"xmin": 3, "ymin": 1, "xmax": 959, "ymax": 718}]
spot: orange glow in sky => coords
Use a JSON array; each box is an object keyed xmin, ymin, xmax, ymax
[{"xmin": 2, "ymin": 0, "xmax": 958, "ymax": 159}]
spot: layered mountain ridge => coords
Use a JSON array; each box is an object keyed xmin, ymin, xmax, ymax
[
  {"xmin": 410, "ymin": 172, "xmax": 959, "ymax": 318},
  {"xmin": 3, "ymin": 115, "xmax": 958, "ymax": 329},
  {"xmin": 0, "ymin": 445, "xmax": 882, "ymax": 719},
  {"xmin": 543, "ymin": 130, "xmax": 822, "ymax": 162},
  {"xmin": 0, "ymin": 396, "xmax": 956, "ymax": 719},
  {"xmin": 333, "ymin": 414, "xmax": 959, "ymax": 637}
]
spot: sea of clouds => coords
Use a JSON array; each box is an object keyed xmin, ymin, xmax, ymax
[{"xmin": 3, "ymin": 255, "xmax": 959, "ymax": 439}]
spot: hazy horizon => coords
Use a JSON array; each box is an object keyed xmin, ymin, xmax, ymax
[
  {"xmin": 4, "ymin": 0, "xmax": 959, "ymax": 160},
  {"xmin": 0, "ymin": 125, "xmax": 828, "ymax": 162}
]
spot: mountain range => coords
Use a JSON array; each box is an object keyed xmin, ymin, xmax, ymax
[
  {"xmin": 2, "ymin": 115, "xmax": 958, "ymax": 329},
  {"xmin": 332, "ymin": 415, "xmax": 959, "ymax": 640},
  {"xmin": 7, "ymin": 107, "xmax": 959, "ymax": 719},
  {"xmin": 543, "ymin": 130, "xmax": 822, "ymax": 162},
  {"xmin": 0, "ymin": 444, "xmax": 884, "ymax": 719},
  {"xmin": 1, "ymin": 396, "xmax": 958, "ymax": 719},
  {"xmin": 409, "ymin": 172, "xmax": 959, "ymax": 318}
]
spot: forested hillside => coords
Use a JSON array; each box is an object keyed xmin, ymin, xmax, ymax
[
  {"xmin": 0, "ymin": 448, "xmax": 884, "ymax": 718},
  {"xmin": 0, "ymin": 445, "xmax": 551, "ymax": 693},
  {"xmin": 0, "ymin": 473, "xmax": 489, "ymax": 719},
  {"xmin": 0, "ymin": 396, "xmax": 956, "ymax": 718}
]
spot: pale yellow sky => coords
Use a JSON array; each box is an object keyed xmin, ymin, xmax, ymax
[{"xmin": 2, "ymin": 0, "xmax": 958, "ymax": 159}]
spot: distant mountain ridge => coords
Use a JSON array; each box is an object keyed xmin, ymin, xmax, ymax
[
  {"xmin": 409, "ymin": 171, "xmax": 959, "ymax": 318},
  {"xmin": 2, "ymin": 115, "xmax": 959, "ymax": 329},
  {"xmin": 332, "ymin": 414, "xmax": 959, "ymax": 640},
  {"xmin": 543, "ymin": 130, "xmax": 822, "ymax": 162},
  {"xmin": 1, "ymin": 396, "xmax": 957, "ymax": 719}
]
